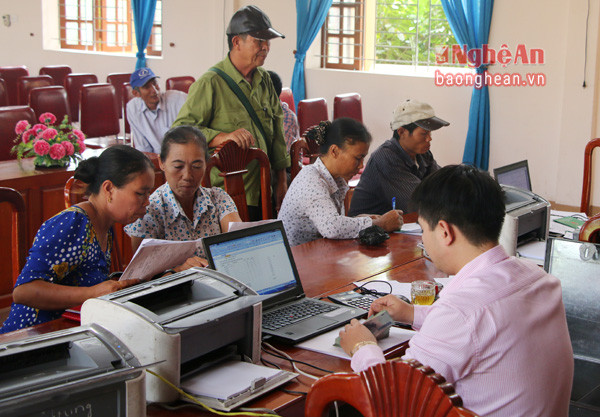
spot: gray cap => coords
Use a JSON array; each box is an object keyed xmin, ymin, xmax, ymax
[
  {"xmin": 390, "ymin": 100, "xmax": 449, "ymax": 131},
  {"xmin": 226, "ymin": 5, "xmax": 285, "ymax": 40}
]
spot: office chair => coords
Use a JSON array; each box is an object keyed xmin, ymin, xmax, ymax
[
  {"xmin": 305, "ymin": 358, "xmax": 480, "ymax": 417},
  {"xmin": 16, "ymin": 75, "xmax": 53, "ymax": 105},
  {"xmin": 334, "ymin": 92, "xmax": 363, "ymax": 122},
  {"xmin": 0, "ymin": 66, "xmax": 29, "ymax": 105},
  {"xmin": 0, "ymin": 78, "xmax": 8, "ymax": 107},
  {"xmin": 201, "ymin": 140, "xmax": 272, "ymax": 221},
  {"xmin": 106, "ymin": 72, "xmax": 132, "ymax": 118},
  {"xmin": 39, "ymin": 65, "xmax": 72, "ymax": 87},
  {"xmin": 297, "ymin": 98, "xmax": 329, "ymax": 136},
  {"xmin": 166, "ymin": 76, "xmax": 195, "ymax": 93},
  {"xmin": 0, "ymin": 106, "xmax": 36, "ymax": 161},
  {"xmin": 29, "ymin": 86, "xmax": 70, "ymax": 123},
  {"xmin": 280, "ymin": 87, "xmax": 296, "ymax": 113},
  {"xmin": 65, "ymin": 73, "xmax": 98, "ymax": 123},
  {"xmin": 79, "ymin": 83, "xmax": 120, "ymax": 148}
]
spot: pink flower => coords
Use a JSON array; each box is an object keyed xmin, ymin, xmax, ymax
[
  {"xmin": 49, "ymin": 143, "xmax": 66, "ymax": 160},
  {"xmin": 39, "ymin": 112, "xmax": 57, "ymax": 125},
  {"xmin": 72, "ymin": 129, "xmax": 85, "ymax": 141},
  {"xmin": 15, "ymin": 120, "xmax": 30, "ymax": 135},
  {"xmin": 77, "ymin": 140, "xmax": 86, "ymax": 153},
  {"xmin": 33, "ymin": 140, "xmax": 51, "ymax": 156},
  {"xmin": 22, "ymin": 129, "xmax": 35, "ymax": 143},
  {"xmin": 42, "ymin": 128, "xmax": 58, "ymax": 141},
  {"xmin": 61, "ymin": 141, "xmax": 75, "ymax": 156},
  {"xmin": 32, "ymin": 124, "xmax": 47, "ymax": 136}
]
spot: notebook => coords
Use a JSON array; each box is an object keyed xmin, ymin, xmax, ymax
[
  {"xmin": 202, "ymin": 221, "xmax": 364, "ymax": 344},
  {"xmin": 493, "ymin": 160, "xmax": 532, "ymax": 192},
  {"xmin": 545, "ymin": 237, "xmax": 600, "ymax": 413}
]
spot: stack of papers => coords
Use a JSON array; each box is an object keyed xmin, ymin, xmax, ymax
[{"xmin": 550, "ymin": 210, "xmax": 588, "ymax": 238}]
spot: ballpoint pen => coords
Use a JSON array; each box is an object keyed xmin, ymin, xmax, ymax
[{"xmin": 392, "ymin": 197, "xmax": 396, "ymax": 210}]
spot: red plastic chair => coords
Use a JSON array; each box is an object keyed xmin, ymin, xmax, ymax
[
  {"xmin": 65, "ymin": 73, "xmax": 98, "ymax": 122},
  {"xmin": 202, "ymin": 140, "xmax": 272, "ymax": 221},
  {"xmin": 298, "ymin": 97, "xmax": 329, "ymax": 136},
  {"xmin": 16, "ymin": 75, "xmax": 53, "ymax": 105},
  {"xmin": 29, "ymin": 86, "xmax": 70, "ymax": 123},
  {"xmin": 581, "ymin": 138, "xmax": 600, "ymax": 216},
  {"xmin": 0, "ymin": 78, "xmax": 8, "ymax": 107},
  {"xmin": 280, "ymin": 87, "xmax": 295, "ymax": 113},
  {"xmin": 334, "ymin": 92, "xmax": 363, "ymax": 122},
  {"xmin": 0, "ymin": 187, "xmax": 27, "ymax": 285},
  {"xmin": 0, "ymin": 106, "xmax": 36, "ymax": 161},
  {"xmin": 79, "ymin": 83, "xmax": 120, "ymax": 143},
  {"xmin": 166, "ymin": 76, "xmax": 195, "ymax": 93},
  {"xmin": 106, "ymin": 73, "xmax": 132, "ymax": 118},
  {"xmin": 39, "ymin": 65, "xmax": 72, "ymax": 87},
  {"xmin": 0, "ymin": 66, "xmax": 29, "ymax": 105},
  {"xmin": 122, "ymin": 83, "xmax": 135, "ymax": 135},
  {"xmin": 305, "ymin": 359, "xmax": 480, "ymax": 417}
]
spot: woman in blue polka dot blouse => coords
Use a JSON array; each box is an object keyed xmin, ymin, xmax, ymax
[
  {"xmin": 125, "ymin": 125, "xmax": 241, "ymax": 270},
  {"xmin": 1, "ymin": 145, "xmax": 154, "ymax": 333}
]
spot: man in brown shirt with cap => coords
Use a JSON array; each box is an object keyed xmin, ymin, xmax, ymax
[{"xmin": 174, "ymin": 5, "xmax": 290, "ymax": 220}]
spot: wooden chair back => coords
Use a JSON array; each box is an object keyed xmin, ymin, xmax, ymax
[
  {"xmin": 0, "ymin": 105, "xmax": 36, "ymax": 161},
  {"xmin": 29, "ymin": 85, "xmax": 70, "ymax": 123},
  {"xmin": 39, "ymin": 65, "xmax": 72, "ymax": 86},
  {"xmin": 580, "ymin": 213, "xmax": 600, "ymax": 243},
  {"xmin": 63, "ymin": 177, "xmax": 124, "ymax": 272},
  {"xmin": 106, "ymin": 72, "xmax": 132, "ymax": 118},
  {"xmin": 280, "ymin": 87, "xmax": 295, "ymax": 113},
  {"xmin": 201, "ymin": 140, "xmax": 272, "ymax": 221},
  {"xmin": 0, "ymin": 66, "xmax": 29, "ymax": 105},
  {"xmin": 581, "ymin": 138, "xmax": 600, "ymax": 215},
  {"xmin": 79, "ymin": 83, "xmax": 120, "ymax": 139},
  {"xmin": 289, "ymin": 137, "xmax": 320, "ymax": 182},
  {"xmin": 65, "ymin": 73, "xmax": 98, "ymax": 122},
  {"xmin": 166, "ymin": 76, "xmax": 195, "ymax": 93},
  {"xmin": 0, "ymin": 187, "xmax": 27, "ymax": 285},
  {"xmin": 334, "ymin": 92, "xmax": 363, "ymax": 122},
  {"xmin": 0, "ymin": 78, "xmax": 8, "ymax": 107},
  {"xmin": 17, "ymin": 75, "xmax": 53, "ymax": 105},
  {"xmin": 298, "ymin": 97, "xmax": 329, "ymax": 136},
  {"xmin": 305, "ymin": 359, "xmax": 480, "ymax": 417}
]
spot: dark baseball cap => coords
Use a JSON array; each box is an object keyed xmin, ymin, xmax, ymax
[{"xmin": 226, "ymin": 5, "xmax": 285, "ymax": 40}]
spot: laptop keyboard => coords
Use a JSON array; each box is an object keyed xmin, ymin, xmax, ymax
[{"xmin": 263, "ymin": 299, "xmax": 339, "ymax": 331}]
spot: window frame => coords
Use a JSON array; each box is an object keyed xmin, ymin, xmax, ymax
[
  {"xmin": 321, "ymin": 1, "xmax": 365, "ymax": 71},
  {"xmin": 58, "ymin": 0, "xmax": 162, "ymax": 57}
]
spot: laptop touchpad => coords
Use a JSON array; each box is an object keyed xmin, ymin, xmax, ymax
[{"xmin": 289, "ymin": 316, "xmax": 337, "ymax": 331}]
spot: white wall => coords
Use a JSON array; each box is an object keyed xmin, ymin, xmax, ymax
[{"xmin": 1, "ymin": 0, "xmax": 598, "ymax": 210}]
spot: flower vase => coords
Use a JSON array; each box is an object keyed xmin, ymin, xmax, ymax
[{"xmin": 33, "ymin": 156, "xmax": 70, "ymax": 169}]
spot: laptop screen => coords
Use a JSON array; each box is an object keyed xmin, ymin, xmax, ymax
[
  {"xmin": 205, "ymin": 227, "xmax": 297, "ymax": 296},
  {"xmin": 545, "ymin": 238, "xmax": 600, "ymax": 360},
  {"xmin": 494, "ymin": 160, "xmax": 532, "ymax": 191}
]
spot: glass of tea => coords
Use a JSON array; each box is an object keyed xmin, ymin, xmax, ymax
[{"xmin": 411, "ymin": 280, "xmax": 436, "ymax": 305}]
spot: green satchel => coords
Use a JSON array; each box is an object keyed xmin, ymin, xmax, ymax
[{"xmin": 209, "ymin": 67, "xmax": 270, "ymax": 152}]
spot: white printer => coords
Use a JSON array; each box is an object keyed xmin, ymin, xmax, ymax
[
  {"xmin": 81, "ymin": 268, "xmax": 276, "ymax": 404},
  {"xmin": 499, "ymin": 185, "xmax": 550, "ymax": 256},
  {"xmin": 0, "ymin": 324, "xmax": 146, "ymax": 416}
]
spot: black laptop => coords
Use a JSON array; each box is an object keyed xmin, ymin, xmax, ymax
[
  {"xmin": 545, "ymin": 237, "xmax": 600, "ymax": 416},
  {"xmin": 493, "ymin": 160, "xmax": 532, "ymax": 192},
  {"xmin": 202, "ymin": 221, "xmax": 363, "ymax": 344}
]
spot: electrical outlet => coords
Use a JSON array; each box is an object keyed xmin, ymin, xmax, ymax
[{"xmin": 2, "ymin": 15, "xmax": 10, "ymax": 27}]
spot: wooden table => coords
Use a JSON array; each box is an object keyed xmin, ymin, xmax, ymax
[
  {"xmin": 0, "ymin": 151, "xmax": 165, "ymax": 308},
  {"xmin": 0, "ymin": 233, "xmax": 427, "ymax": 417}
]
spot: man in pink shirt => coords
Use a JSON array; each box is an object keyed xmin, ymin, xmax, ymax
[{"xmin": 339, "ymin": 164, "xmax": 573, "ymax": 417}]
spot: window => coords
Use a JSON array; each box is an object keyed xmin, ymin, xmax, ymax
[
  {"xmin": 321, "ymin": 0, "xmax": 457, "ymax": 70},
  {"xmin": 59, "ymin": 0, "xmax": 162, "ymax": 56}
]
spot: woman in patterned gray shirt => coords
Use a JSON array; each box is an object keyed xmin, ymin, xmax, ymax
[{"xmin": 278, "ymin": 118, "xmax": 402, "ymax": 246}]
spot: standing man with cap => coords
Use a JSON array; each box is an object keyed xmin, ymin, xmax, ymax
[
  {"xmin": 127, "ymin": 67, "xmax": 187, "ymax": 153},
  {"xmin": 173, "ymin": 5, "xmax": 290, "ymax": 220},
  {"xmin": 348, "ymin": 99, "xmax": 450, "ymax": 216}
]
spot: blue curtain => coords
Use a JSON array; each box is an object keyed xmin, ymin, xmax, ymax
[
  {"xmin": 441, "ymin": 0, "xmax": 494, "ymax": 170},
  {"xmin": 131, "ymin": 0, "xmax": 157, "ymax": 69},
  {"xmin": 290, "ymin": 0, "xmax": 333, "ymax": 108}
]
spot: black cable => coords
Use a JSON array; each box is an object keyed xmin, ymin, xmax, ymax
[
  {"xmin": 281, "ymin": 388, "xmax": 308, "ymax": 396},
  {"xmin": 261, "ymin": 346, "xmax": 334, "ymax": 374},
  {"xmin": 356, "ymin": 280, "xmax": 393, "ymax": 296},
  {"xmin": 261, "ymin": 357, "xmax": 282, "ymax": 370}
]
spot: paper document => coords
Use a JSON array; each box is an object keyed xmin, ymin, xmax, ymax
[
  {"xmin": 181, "ymin": 361, "xmax": 292, "ymax": 400},
  {"xmin": 516, "ymin": 240, "xmax": 546, "ymax": 265},
  {"xmin": 119, "ymin": 238, "xmax": 200, "ymax": 281},
  {"xmin": 396, "ymin": 223, "xmax": 422, "ymax": 235},
  {"xmin": 549, "ymin": 210, "xmax": 588, "ymax": 237},
  {"xmin": 296, "ymin": 325, "xmax": 415, "ymax": 360}
]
